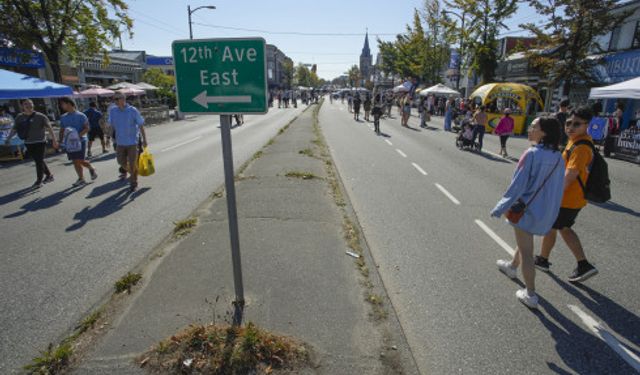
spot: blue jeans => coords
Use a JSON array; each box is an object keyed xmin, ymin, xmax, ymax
[{"xmin": 472, "ymin": 125, "xmax": 485, "ymax": 150}]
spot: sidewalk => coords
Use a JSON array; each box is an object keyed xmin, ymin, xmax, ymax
[{"xmin": 73, "ymin": 105, "xmax": 417, "ymax": 374}]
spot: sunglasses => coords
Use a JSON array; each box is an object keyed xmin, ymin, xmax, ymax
[{"xmin": 565, "ymin": 120, "xmax": 587, "ymax": 128}]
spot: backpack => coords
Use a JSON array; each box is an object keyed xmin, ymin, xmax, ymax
[
  {"xmin": 16, "ymin": 113, "xmax": 35, "ymax": 140},
  {"xmin": 567, "ymin": 140, "xmax": 611, "ymax": 203},
  {"xmin": 63, "ymin": 127, "xmax": 82, "ymax": 153}
]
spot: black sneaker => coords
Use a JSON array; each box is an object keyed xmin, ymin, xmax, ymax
[
  {"xmin": 43, "ymin": 175, "xmax": 54, "ymax": 184},
  {"xmin": 534, "ymin": 256, "xmax": 552, "ymax": 272},
  {"xmin": 568, "ymin": 262, "xmax": 599, "ymax": 283}
]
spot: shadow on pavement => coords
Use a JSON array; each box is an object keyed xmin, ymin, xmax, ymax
[
  {"xmin": 591, "ymin": 201, "xmax": 640, "ymax": 218},
  {"xmin": 0, "ymin": 186, "xmax": 39, "ymax": 206},
  {"xmin": 85, "ymin": 180, "xmax": 129, "ymax": 199},
  {"xmin": 88, "ymin": 152, "xmax": 117, "ymax": 163},
  {"xmin": 536, "ymin": 297, "xmax": 634, "ymax": 374},
  {"xmin": 549, "ymin": 273, "xmax": 640, "ymax": 350},
  {"xmin": 4, "ymin": 185, "xmax": 85, "ymax": 218},
  {"xmin": 66, "ymin": 187, "xmax": 150, "ymax": 231},
  {"xmin": 377, "ymin": 132, "xmax": 391, "ymax": 138},
  {"xmin": 403, "ymin": 125, "xmax": 422, "ymax": 132}
]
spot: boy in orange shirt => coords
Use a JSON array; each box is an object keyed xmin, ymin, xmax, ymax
[{"xmin": 534, "ymin": 106, "xmax": 598, "ymax": 282}]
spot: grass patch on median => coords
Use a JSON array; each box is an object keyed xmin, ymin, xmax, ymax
[
  {"xmin": 298, "ymin": 148, "xmax": 314, "ymax": 157},
  {"xmin": 138, "ymin": 322, "xmax": 310, "ymax": 374},
  {"xmin": 114, "ymin": 272, "xmax": 142, "ymax": 294},
  {"xmin": 24, "ymin": 342, "xmax": 73, "ymax": 374},
  {"xmin": 284, "ymin": 171, "xmax": 319, "ymax": 180},
  {"xmin": 76, "ymin": 310, "xmax": 102, "ymax": 334},
  {"xmin": 173, "ymin": 217, "xmax": 198, "ymax": 238},
  {"xmin": 311, "ymin": 99, "xmax": 389, "ymax": 323}
]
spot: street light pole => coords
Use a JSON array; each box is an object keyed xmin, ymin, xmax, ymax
[
  {"xmin": 188, "ymin": 4, "xmax": 216, "ymax": 40},
  {"xmin": 443, "ymin": 10, "xmax": 466, "ymax": 91}
]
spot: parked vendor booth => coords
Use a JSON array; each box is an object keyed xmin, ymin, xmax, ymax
[
  {"xmin": 469, "ymin": 83, "xmax": 544, "ymax": 134},
  {"xmin": 589, "ymin": 76, "xmax": 640, "ymax": 163}
]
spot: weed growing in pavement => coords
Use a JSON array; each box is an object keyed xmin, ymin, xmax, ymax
[
  {"xmin": 24, "ymin": 342, "xmax": 73, "ymax": 374},
  {"xmin": 76, "ymin": 309, "xmax": 102, "ymax": 334},
  {"xmin": 298, "ymin": 148, "xmax": 314, "ymax": 157},
  {"xmin": 311, "ymin": 99, "xmax": 389, "ymax": 323},
  {"xmin": 172, "ymin": 217, "xmax": 197, "ymax": 238},
  {"xmin": 137, "ymin": 322, "xmax": 310, "ymax": 373},
  {"xmin": 114, "ymin": 272, "xmax": 142, "ymax": 294},
  {"xmin": 284, "ymin": 171, "xmax": 319, "ymax": 180}
]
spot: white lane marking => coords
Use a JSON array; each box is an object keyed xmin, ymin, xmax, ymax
[
  {"xmin": 161, "ymin": 136, "xmax": 202, "ymax": 152},
  {"xmin": 568, "ymin": 305, "xmax": 640, "ymax": 372},
  {"xmin": 475, "ymin": 219, "xmax": 516, "ymax": 256},
  {"xmin": 411, "ymin": 162, "xmax": 428, "ymax": 175},
  {"xmin": 396, "ymin": 149, "xmax": 407, "ymax": 158},
  {"xmin": 385, "ymin": 140, "xmax": 393, "ymax": 146},
  {"xmin": 434, "ymin": 183, "xmax": 460, "ymax": 205},
  {"xmin": 474, "ymin": 219, "xmax": 515, "ymax": 256}
]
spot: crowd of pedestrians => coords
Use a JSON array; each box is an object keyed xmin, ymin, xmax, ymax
[
  {"xmin": 3, "ymin": 93, "xmax": 148, "ymax": 193},
  {"xmin": 331, "ymin": 88, "xmax": 605, "ymax": 309}
]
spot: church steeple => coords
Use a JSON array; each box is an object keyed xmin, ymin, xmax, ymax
[
  {"xmin": 361, "ymin": 29, "xmax": 371, "ymax": 57},
  {"xmin": 359, "ymin": 28, "xmax": 373, "ymax": 83}
]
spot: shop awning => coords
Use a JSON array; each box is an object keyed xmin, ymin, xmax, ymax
[
  {"xmin": 589, "ymin": 77, "xmax": 640, "ymax": 99},
  {"xmin": 0, "ymin": 68, "xmax": 73, "ymax": 99}
]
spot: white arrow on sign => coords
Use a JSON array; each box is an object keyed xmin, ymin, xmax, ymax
[{"xmin": 192, "ymin": 91, "xmax": 252, "ymax": 108}]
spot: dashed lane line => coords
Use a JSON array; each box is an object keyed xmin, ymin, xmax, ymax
[
  {"xmin": 411, "ymin": 162, "xmax": 428, "ymax": 176},
  {"xmin": 434, "ymin": 183, "xmax": 461, "ymax": 205},
  {"xmin": 568, "ymin": 305, "xmax": 640, "ymax": 372},
  {"xmin": 396, "ymin": 149, "xmax": 407, "ymax": 158},
  {"xmin": 161, "ymin": 136, "xmax": 203, "ymax": 152},
  {"xmin": 385, "ymin": 140, "xmax": 393, "ymax": 146},
  {"xmin": 474, "ymin": 219, "xmax": 515, "ymax": 256}
]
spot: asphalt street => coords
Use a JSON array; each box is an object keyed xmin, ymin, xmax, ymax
[
  {"xmin": 0, "ymin": 106, "xmax": 304, "ymax": 373},
  {"xmin": 320, "ymin": 99, "xmax": 640, "ymax": 374}
]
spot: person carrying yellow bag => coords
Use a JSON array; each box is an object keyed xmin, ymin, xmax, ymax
[{"xmin": 138, "ymin": 147, "xmax": 155, "ymax": 177}]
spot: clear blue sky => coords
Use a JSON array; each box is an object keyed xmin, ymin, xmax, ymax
[{"xmin": 122, "ymin": 0, "xmax": 537, "ymax": 80}]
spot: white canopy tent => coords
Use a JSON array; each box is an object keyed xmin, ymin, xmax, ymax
[
  {"xmin": 589, "ymin": 77, "xmax": 640, "ymax": 99},
  {"xmin": 419, "ymin": 83, "xmax": 461, "ymax": 97}
]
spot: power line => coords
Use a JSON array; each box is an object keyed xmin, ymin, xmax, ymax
[{"xmin": 190, "ymin": 22, "xmax": 400, "ymax": 37}]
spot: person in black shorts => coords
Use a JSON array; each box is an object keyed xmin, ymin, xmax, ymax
[{"xmin": 84, "ymin": 102, "xmax": 106, "ymax": 157}]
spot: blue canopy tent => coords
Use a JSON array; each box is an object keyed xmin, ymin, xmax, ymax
[{"xmin": 0, "ymin": 68, "xmax": 73, "ymax": 99}]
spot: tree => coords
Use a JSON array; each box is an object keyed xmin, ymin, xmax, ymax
[
  {"xmin": 143, "ymin": 68, "xmax": 176, "ymax": 107},
  {"xmin": 0, "ymin": 0, "xmax": 133, "ymax": 83},
  {"xmin": 294, "ymin": 63, "xmax": 320, "ymax": 88},
  {"xmin": 444, "ymin": 0, "xmax": 517, "ymax": 84},
  {"xmin": 346, "ymin": 65, "xmax": 361, "ymax": 87},
  {"xmin": 522, "ymin": 0, "xmax": 631, "ymax": 96},
  {"xmin": 376, "ymin": 7, "xmax": 451, "ymax": 85},
  {"xmin": 281, "ymin": 59, "xmax": 294, "ymax": 89},
  {"xmin": 422, "ymin": 0, "xmax": 452, "ymax": 84}
]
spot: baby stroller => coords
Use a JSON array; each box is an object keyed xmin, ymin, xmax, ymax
[{"xmin": 456, "ymin": 121, "xmax": 479, "ymax": 151}]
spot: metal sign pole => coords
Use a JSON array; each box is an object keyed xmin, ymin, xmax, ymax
[{"xmin": 219, "ymin": 114, "xmax": 245, "ymax": 324}]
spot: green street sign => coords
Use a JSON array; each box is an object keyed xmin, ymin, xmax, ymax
[{"xmin": 171, "ymin": 37, "xmax": 267, "ymax": 114}]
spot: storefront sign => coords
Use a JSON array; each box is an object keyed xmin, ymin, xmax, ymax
[
  {"xmin": 0, "ymin": 48, "xmax": 45, "ymax": 69},
  {"xmin": 593, "ymin": 49, "xmax": 640, "ymax": 84},
  {"xmin": 146, "ymin": 56, "xmax": 174, "ymax": 66},
  {"xmin": 615, "ymin": 129, "xmax": 640, "ymax": 161}
]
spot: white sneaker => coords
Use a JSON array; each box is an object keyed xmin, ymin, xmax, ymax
[
  {"xmin": 516, "ymin": 289, "xmax": 539, "ymax": 309},
  {"xmin": 497, "ymin": 259, "xmax": 517, "ymax": 279}
]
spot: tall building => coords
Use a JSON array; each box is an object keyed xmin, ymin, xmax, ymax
[{"xmin": 359, "ymin": 30, "xmax": 372, "ymax": 83}]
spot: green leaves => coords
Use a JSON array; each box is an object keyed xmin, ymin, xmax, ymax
[
  {"xmin": 1, "ymin": 0, "xmax": 133, "ymax": 82},
  {"xmin": 522, "ymin": 0, "xmax": 632, "ymax": 94},
  {"xmin": 376, "ymin": 3, "xmax": 451, "ymax": 84}
]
